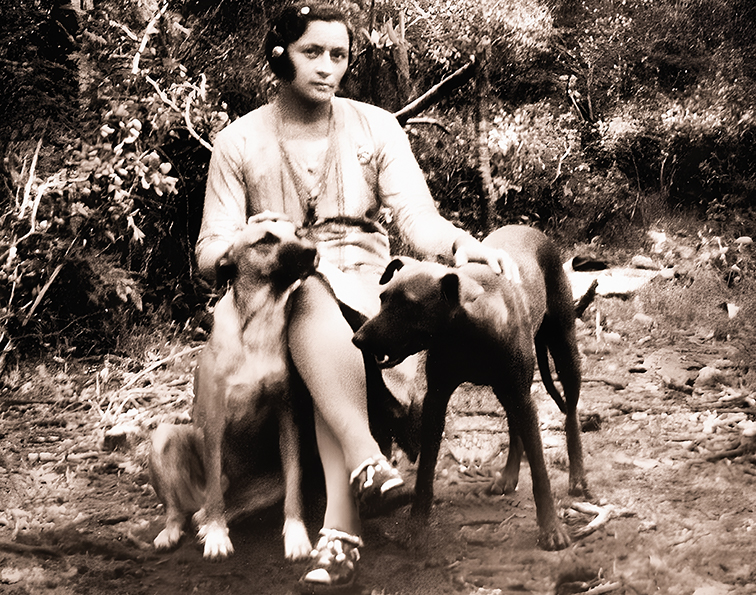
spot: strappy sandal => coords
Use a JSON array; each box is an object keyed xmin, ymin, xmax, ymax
[
  {"xmin": 350, "ymin": 455, "xmax": 412, "ymax": 518},
  {"xmin": 297, "ymin": 529, "xmax": 362, "ymax": 594}
]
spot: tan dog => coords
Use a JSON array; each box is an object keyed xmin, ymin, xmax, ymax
[
  {"xmin": 353, "ymin": 225, "xmax": 586, "ymax": 551},
  {"xmin": 149, "ymin": 217, "xmax": 317, "ymax": 561}
]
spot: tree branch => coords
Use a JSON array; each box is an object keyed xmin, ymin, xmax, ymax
[
  {"xmin": 132, "ymin": 1, "xmax": 169, "ymax": 74},
  {"xmin": 393, "ymin": 56, "xmax": 477, "ymax": 126}
]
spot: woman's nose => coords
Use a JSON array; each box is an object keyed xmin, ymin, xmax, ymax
[{"xmin": 315, "ymin": 53, "xmax": 334, "ymax": 74}]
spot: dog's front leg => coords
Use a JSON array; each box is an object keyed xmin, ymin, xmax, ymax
[
  {"xmin": 195, "ymin": 388, "xmax": 234, "ymax": 561},
  {"xmin": 278, "ymin": 399, "xmax": 312, "ymax": 560},
  {"xmin": 411, "ymin": 365, "xmax": 457, "ymax": 522}
]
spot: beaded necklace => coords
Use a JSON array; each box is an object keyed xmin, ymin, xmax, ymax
[{"xmin": 276, "ymin": 105, "xmax": 339, "ymax": 228}]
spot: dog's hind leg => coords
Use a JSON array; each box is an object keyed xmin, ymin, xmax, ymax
[
  {"xmin": 545, "ymin": 320, "xmax": 588, "ymax": 497},
  {"xmin": 278, "ymin": 400, "xmax": 313, "ymax": 561},
  {"xmin": 149, "ymin": 423, "xmax": 205, "ymax": 550},
  {"xmin": 491, "ymin": 418, "xmax": 524, "ymax": 495},
  {"xmin": 494, "ymin": 382, "xmax": 570, "ymax": 551}
]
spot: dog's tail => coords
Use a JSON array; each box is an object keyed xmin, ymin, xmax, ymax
[{"xmin": 536, "ymin": 341, "xmax": 567, "ymax": 414}]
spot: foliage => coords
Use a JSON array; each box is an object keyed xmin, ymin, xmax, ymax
[
  {"xmin": 407, "ymin": 0, "xmax": 756, "ymax": 244},
  {"xmin": 1, "ymin": 0, "xmax": 226, "ymax": 358},
  {"xmin": 1, "ymin": 0, "xmax": 756, "ymax": 364},
  {"xmin": 395, "ymin": 0, "xmax": 556, "ymax": 98}
]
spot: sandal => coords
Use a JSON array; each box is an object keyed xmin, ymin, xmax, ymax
[
  {"xmin": 297, "ymin": 529, "xmax": 362, "ymax": 594},
  {"xmin": 350, "ymin": 455, "xmax": 412, "ymax": 518}
]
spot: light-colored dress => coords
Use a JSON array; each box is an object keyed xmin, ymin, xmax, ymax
[{"xmin": 197, "ymin": 96, "xmax": 466, "ymax": 317}]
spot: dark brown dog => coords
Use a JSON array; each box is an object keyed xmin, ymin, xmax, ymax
[
  {"xmin": 149, "ymin": 217, "xmax": 317, "ymax": 561},
  {"xmin": 353, "ymin": 225, "xmax": 586, "ymax": 551}
]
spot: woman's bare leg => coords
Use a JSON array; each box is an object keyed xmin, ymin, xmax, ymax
[
  {"xmin": 313, "ymin": 411, "xmax": 360, "ymax": 535},
  {"xmin": 288, "ymin": 276, "xmax": 379, "ymax": 472}
]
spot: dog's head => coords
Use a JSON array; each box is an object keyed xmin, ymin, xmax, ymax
[
  {"xmin": 353, "ymin": 258, "xmax": 485, "ymax": 368},
  {"xmin": 216, "ymin": 218, "xmax": 318, "ymax": 294}
]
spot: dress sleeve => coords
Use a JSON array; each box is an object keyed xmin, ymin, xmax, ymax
[
  {"xmin": 374, "ymin": 112, "xmax": 468, "ymax": 260},
  {"xmin": 195, "ymin": 128, "xmax": 248, "ymax": 280}
]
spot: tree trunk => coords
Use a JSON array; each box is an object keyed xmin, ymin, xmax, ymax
[{"xmin": 474, "ymin": 38, "xmax": 496, "ymax": 232}]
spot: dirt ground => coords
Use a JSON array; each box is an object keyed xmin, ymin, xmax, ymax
[{"xmin": 1, "ymin": 287, "xmax": 756, "ymax": 595}]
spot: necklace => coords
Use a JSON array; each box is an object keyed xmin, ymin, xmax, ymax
[{"xmin": 276, "ymin": 105, "xmax": 337, "ymax": 228}]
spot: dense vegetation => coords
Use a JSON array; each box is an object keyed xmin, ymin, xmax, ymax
[{"xmin": 1, "ymin": 0, "xmax": 754, "ymax": 363}]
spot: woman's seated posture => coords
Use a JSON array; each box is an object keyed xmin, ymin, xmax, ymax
[{"xmin": 196, "ymin": 3, "xmax": 514, "ymax": 592}]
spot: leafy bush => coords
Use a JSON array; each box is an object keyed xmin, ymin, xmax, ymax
[
  {"xmin": 1, "ymin": 0, "xmax": 227, "ymax": 359},
  {"xmin": 398, "ymin": 0, "xmax": 556, "ymax": 99},
  {"xmin": 2, "ymin": 0, "xmax": 756, "ymax": 367}
]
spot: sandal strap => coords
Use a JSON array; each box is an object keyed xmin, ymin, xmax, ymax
[
  {"xmin": 350, "ymin": 456, "xmax": 399, "ymax": 489},
  {"xmin": 316, "ymin": 528, "xmax": 363, "ymax": 549},
  {"xmin": 299, "ymin": 528, "xmax": 362, "ymax": 590},
  {"xmin": 349, "ymin": 456, "xmax": 378, "ymax": 487}
]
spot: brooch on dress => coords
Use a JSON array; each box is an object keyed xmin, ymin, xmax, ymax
[{"xmin": 356, "ymin": 146, "xmax": 373, "ymax": 165}]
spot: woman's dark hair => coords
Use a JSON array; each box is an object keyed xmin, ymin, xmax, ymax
[{"xmin": 265, "ymin": 2, "xmax": 354, "ymax": 82}]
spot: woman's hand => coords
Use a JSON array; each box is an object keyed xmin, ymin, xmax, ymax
[
  {"xmin": 248, "ymin": 210, "xmax": 292, "ymax": 225},
  {"xmin": 453, "ymin": 235, "xmax": 521, "ymax": 283}
]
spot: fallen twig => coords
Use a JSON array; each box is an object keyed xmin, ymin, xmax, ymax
[
  {"xmin": 145, "ymin": 75, "xmax": 213, "ymax": 151},
  {"xmin": 19, "ymin": 136, "xmax": 43, "ymax": 217},
  {"xmin": 404, "ymin": 117, "xmax": 451, "ymax": 134},
  {"xmin": 394, "ymin": 55, "xmax": 477, "ymax": 126},
  {"xmin": 0, "ymin": 539, "xmax": 62, "ymax": 558},
  {"xmin": 109, "ymin": 19, "xmax": 139, "ymax": 42},
  {"xmin": 705, "ymin": 443, "xmax": 755, "ymax": 462},
  {"xmin": 184, "ymin": 86, "xmax": 214, "ymax": 152},
  {"xmin": 144, "ymin": 75, "xmax": 181, "ymax": 111},
  {"xmin": 21, "ymin": 263, "xmax": 64, "ymax": 328},
  {"xmin": 551, "ymin": 142, "xmax": 571, "ymax": 184},
  {"xmin": 571, "ymin": 501, "xmax": 616, "ymax": 538},
  {"xmin": 585, "ymin": 583, "xmax": 622, "ymax": 594},
  {"xmin": 120, "ymin": 345, "xmax": 202, "ymax": 390},
  {"xmin": 584, "ymin": 376, "xmax": 627, "ymax": 390}
]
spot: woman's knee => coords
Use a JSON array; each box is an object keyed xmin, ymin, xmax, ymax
[{"xmin": 289, "ymin": 275, "xmax": 339, "ymax": 322}]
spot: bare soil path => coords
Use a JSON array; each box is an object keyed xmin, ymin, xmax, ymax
[{"xmin": 1, "ymin": 291, "xmax": 755, "ymax": 595}]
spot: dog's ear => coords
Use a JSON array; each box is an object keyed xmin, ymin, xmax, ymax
[
  {"xmin": 379, "ymin": 259, "xmax": 406, "ymax": 285},
  {"xmin": 440, "ymin": 273, "xmax": 461, "ymax": 306},
  {"xmin": 215, "ymin": 251, "xmax": 237, "ymax": 288},
  {"xmin": 442, "ymin": 272, "xmax": 485, "ymax": 307}
]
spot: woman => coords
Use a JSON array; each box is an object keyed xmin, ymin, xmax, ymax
[{"xmin": 196, "ymin": 3, "xmax": 515, "ymax": 592}]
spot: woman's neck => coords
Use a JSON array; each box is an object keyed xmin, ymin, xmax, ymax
[{"xmin": 276, "ymin": 86, "xmax": 333, "ymax": 139}]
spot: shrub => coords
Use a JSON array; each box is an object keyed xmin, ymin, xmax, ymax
[{"xmin": 0, "ymin": 0, "xmax": 227, "ymax": 359}]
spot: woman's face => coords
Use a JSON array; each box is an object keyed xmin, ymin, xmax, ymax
[{"xmin": 286, "ymin": 20, "xmax": 350, "ymax": 105}]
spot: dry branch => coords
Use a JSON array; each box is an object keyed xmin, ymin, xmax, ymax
[
  {"xmin": 571, "ymin": 501, "xmax": 616, "ymax": 538},
  {"xmin": 131, "ymin": 1, "xmax": 169, "ymax": 74},
  {"xmin": 393, "ymin": 56, "xmax": 477, "ymax": 126},
  {"xmin": 0, "ymin": 540, "xmax": 62, "ymax": 558},
  {"xmin": 120, "ymin": 345, "xmax": 202, "ymax": 390},
  {"xmin": 18, "ymin": 137, "xmax": 43, "ymax": 218}
]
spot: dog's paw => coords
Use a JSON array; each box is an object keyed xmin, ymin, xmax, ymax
[
  {"xmin": 538, "ymin": 523, "xmax": 571, "ymax": 551},
  {"xmin": 491, "ymin": 470, "xmax": 518, "ymax": 495},
  {"xmin": 568, "ymin": 478, "xmax": 591, "ymax": 499},
  {"xmin": 197, "ymin": 520, "xmax": 234, "ymax": 560},
  {"xmin": 282, "ymin": 518, "xmax": 312, "ymax": 561},
  {"xmin": 153, "ymin": 525, "xmax": 183, "ymax": 550}
]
